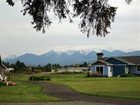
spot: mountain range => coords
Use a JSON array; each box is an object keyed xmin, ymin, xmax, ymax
[{"xmin": 4, "ymin": 50, "xmax": 140, "ymax": 66}]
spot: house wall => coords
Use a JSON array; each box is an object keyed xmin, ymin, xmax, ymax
[
  {"xmin": 90, "ymin": 65, "xmax": 112, "ymax": 77},
  {"xmin": 129, "ymin": 65, "xmax": 140, "ymax": 74},
  {"xmin": 112, "ymin": 65, "xmax": 126, "ymax": 76},
  {"xmin": 105, "ymin": 58, "xmax": 130, "ymax": 76},
  {"xmin": 102, "ymin": 65, "xmax": 108, "ymax": 76},
  {"xmin": 90, "ymin": 66, "xmax": 96, "ymax": 74}
]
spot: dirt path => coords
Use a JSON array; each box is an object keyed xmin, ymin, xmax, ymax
[{"xmin": 38, "ymin": 82, "xmax": 140, "ymax": 105}]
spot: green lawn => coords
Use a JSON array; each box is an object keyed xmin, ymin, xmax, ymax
[
  {"xmin": 51, "ymin": 73, "xmax": 140, "ymax": 100},
  {"xmin": 0, "ymin": 73, "xmax": 58, "ymax": 102},
  {"xmin": 1, "ymin": 73, "xmax": 140, "ymax": 102}
]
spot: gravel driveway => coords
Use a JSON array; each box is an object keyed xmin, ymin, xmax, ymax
[{"xmin": 39, "ymin": 82, "xmax": 140, "ymax": 105}]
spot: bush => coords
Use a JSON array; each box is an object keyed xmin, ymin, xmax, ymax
[
  {"xmin": 90, "ymin": 74, "xmax": 107, "ymax": 77},
  {"xmin": 29, "ymin": 75, "xmax": 51, "ymax": 81},
  {"xmin": 0, "ymin": 81, "xmax": 6, "ymax": 87},
  {"xmin": 57, "ymin": 71, "xmax": 84, "ymax": 74},
  {"xmin": 120, "ymin": 73, "xmax": 135, "ymax": 77}
]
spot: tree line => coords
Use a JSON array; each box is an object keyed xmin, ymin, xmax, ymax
[
  {"xmin": 3, "ymin": 60, "xmax": 88, "ymax": 73},
  {"xmin": 3, "ymin": 61, "xmax": 61, "ymax": 73}
]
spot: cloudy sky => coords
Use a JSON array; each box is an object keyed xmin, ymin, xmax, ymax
[{"xmin": 0, "ymin": 0, "xmax": 140, "ymax": 58}]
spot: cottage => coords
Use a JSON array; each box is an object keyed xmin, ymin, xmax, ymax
[{"xmin": 90, "ymin": 53, "xmax": 140, "ymax": 77}]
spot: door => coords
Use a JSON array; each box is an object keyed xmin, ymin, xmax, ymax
[{"xmin": 96, "ymin": 66, "xmax": 103, "ymax": 75}]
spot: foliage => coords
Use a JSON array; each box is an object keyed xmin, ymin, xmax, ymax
[
  {"xmin": 4, "ymin": 61, "xmax": 62, "ymax": 73},
  {"xmin": 89, "ymin": 74, "xmax": 107, "ymax": 77},
  {"xmin": 79, "ymin": 62, "xmax": 88, "ymax": 67},
  {"xmin": 6, "ymin": 0, "xmax": 132, "ymax": 37},
  {"xmin": 52, "ymin": 64, "xmax": 61, "ymax": 69},
  {"xmin": 6, "ymin": 0, "xmax": 14, "ymax": 6},
  {"xmin": 54, "ymin": 71, "xmax": 84, "ymax": 74},
  {"xmin": 11, "ymin": 60, "xmax": 27, "ymax": 72},
  {"xmin": 43, "ymin": 63, "xmax": 61, "ymax": 72},
  {"xmin": 120, "ymin": 73, "xmax": 135, "ymax": 77},
  {"xmin": 44, "ymin": 63, "xmax": 52, "ymax": 72},
  {"xmin": 29, "ymin": 75, "xmax": 51, "ymax": 81},
  {"xmin": 0, "ymin": 82, "xmax": 6, "ymax": 87},
  {"xmin": 2, "ymin": 62, "xmax": 11, "ymax": 68}
]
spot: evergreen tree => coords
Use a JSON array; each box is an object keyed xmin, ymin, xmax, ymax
[
  {"xmin": 6, "ymin": 0, "xmax": 132, "ymax": 37},
  {"xmin": 13, "ymin": 60, "xmax": 27, "ymax": 72},
  {"xmin": 44, "ymin": 63, "xmax": 52, "ymax": 72}
]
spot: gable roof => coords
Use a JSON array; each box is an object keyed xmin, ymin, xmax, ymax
[
  {"xmin": 90, "ymin": 59, "xmax": 113, "ymax": 66},
  {"xmin": 105, "ymin": 57, "xmax": 135, "ymax": 65},
  {"xmin": 104, "ymin": 56, "xmax": 140, "ymax": 65},
  {"xmin": 90, "ymin": 56, "xmax": 140, "ymax": 66}
]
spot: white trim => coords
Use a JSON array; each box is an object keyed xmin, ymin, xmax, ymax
[
  {"xmin": 137, "ymin": 66, "xmax": 140, "ymax": 72},
  {"xmin": 90, "ymin": 60, "xmax": 113, "ymax": 66},
  {"xmin": 108, "ymin": 66, "xmax": 113, "ymax": 77}
]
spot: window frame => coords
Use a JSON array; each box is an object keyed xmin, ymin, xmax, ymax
[
  {"xmin": 137, "ymin": 66, "xmax": 140, "ymax": 71},
  {"xmin": 95, "ymin": 65, "xmax": 104, "ymax": 75}
]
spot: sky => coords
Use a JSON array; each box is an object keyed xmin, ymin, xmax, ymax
[{"xmin": 0, "ymin": 0, "xmax": 140, "ymax": 58}]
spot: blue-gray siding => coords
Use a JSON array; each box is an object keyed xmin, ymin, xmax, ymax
[
  {"xmin": 113, "ymin": 65, "xmax": 126, "ymax": 76},
  {"xmin": 106, "ymin": 58, "xmax": 127, "ymax": 64}
]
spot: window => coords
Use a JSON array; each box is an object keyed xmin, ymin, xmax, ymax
[
  {"xmin": 137, "ymin": 66, "xmax": 140, "ymax": 71},
  {"xmin": 96, "ymin": 66, "xmax": 103, "ymax": 75}
]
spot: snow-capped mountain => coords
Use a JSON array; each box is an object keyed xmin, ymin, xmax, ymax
[{"xmin": 4, "ymin": 50, "xmax": 140, "ymax": 66}]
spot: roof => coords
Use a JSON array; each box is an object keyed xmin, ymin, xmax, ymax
[
  {"xmin": 117, "ymin": 56, "xmax": 140, "ymax": 65},
  {"xmin": 90, "ymin": 56, "xmax": 140, "ymax": 66},
  {"xmin": 90, "ymin": 59, "xmax": 113, "ymax": 66}
]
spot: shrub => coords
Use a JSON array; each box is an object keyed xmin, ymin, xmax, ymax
[
  {"xmin": 29, "ymin": 75, "xmax": 51, "ymax": 81},
  {"xmin": 0, "ymin": 81, "xmax": 6, "ymax": 87},
  {"xmin": 120, "ymin": 73, "xmax": 135, "ymax": 77},
  {"xmin": 90, "ymin": 74, "xmax": 107, "ymax": 77},
  {"xmin": 57, "ymin": 71, "xmax": 84, "ymax": 74}
]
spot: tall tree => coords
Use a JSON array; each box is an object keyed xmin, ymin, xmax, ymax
[
  {"xmin": 44, "ymin": 63, "xmax": 52, "ymax": 72},
  {"xmin": 6, "ymin": 0, "xmax": 132, "ymax": 37},
  {"xmin": 12, "ymin": 60, "xmax": 26, "ymax": 72}
]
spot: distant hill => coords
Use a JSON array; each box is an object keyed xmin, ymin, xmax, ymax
[{"xmin": 4, "ymin": 50, "xmax": 140, "ymax": 66}]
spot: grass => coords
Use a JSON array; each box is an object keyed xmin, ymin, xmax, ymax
[
  {"xmin": 50, "ymin": 73, "xmax": 140, "ymax": 100},
  {"xmin": 1, "ymin": 72, "xmax": 140, "ymax": 102},
  {"xmin": 0, "ymin": 73, "xmax": 59, "ymax": 102}
]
